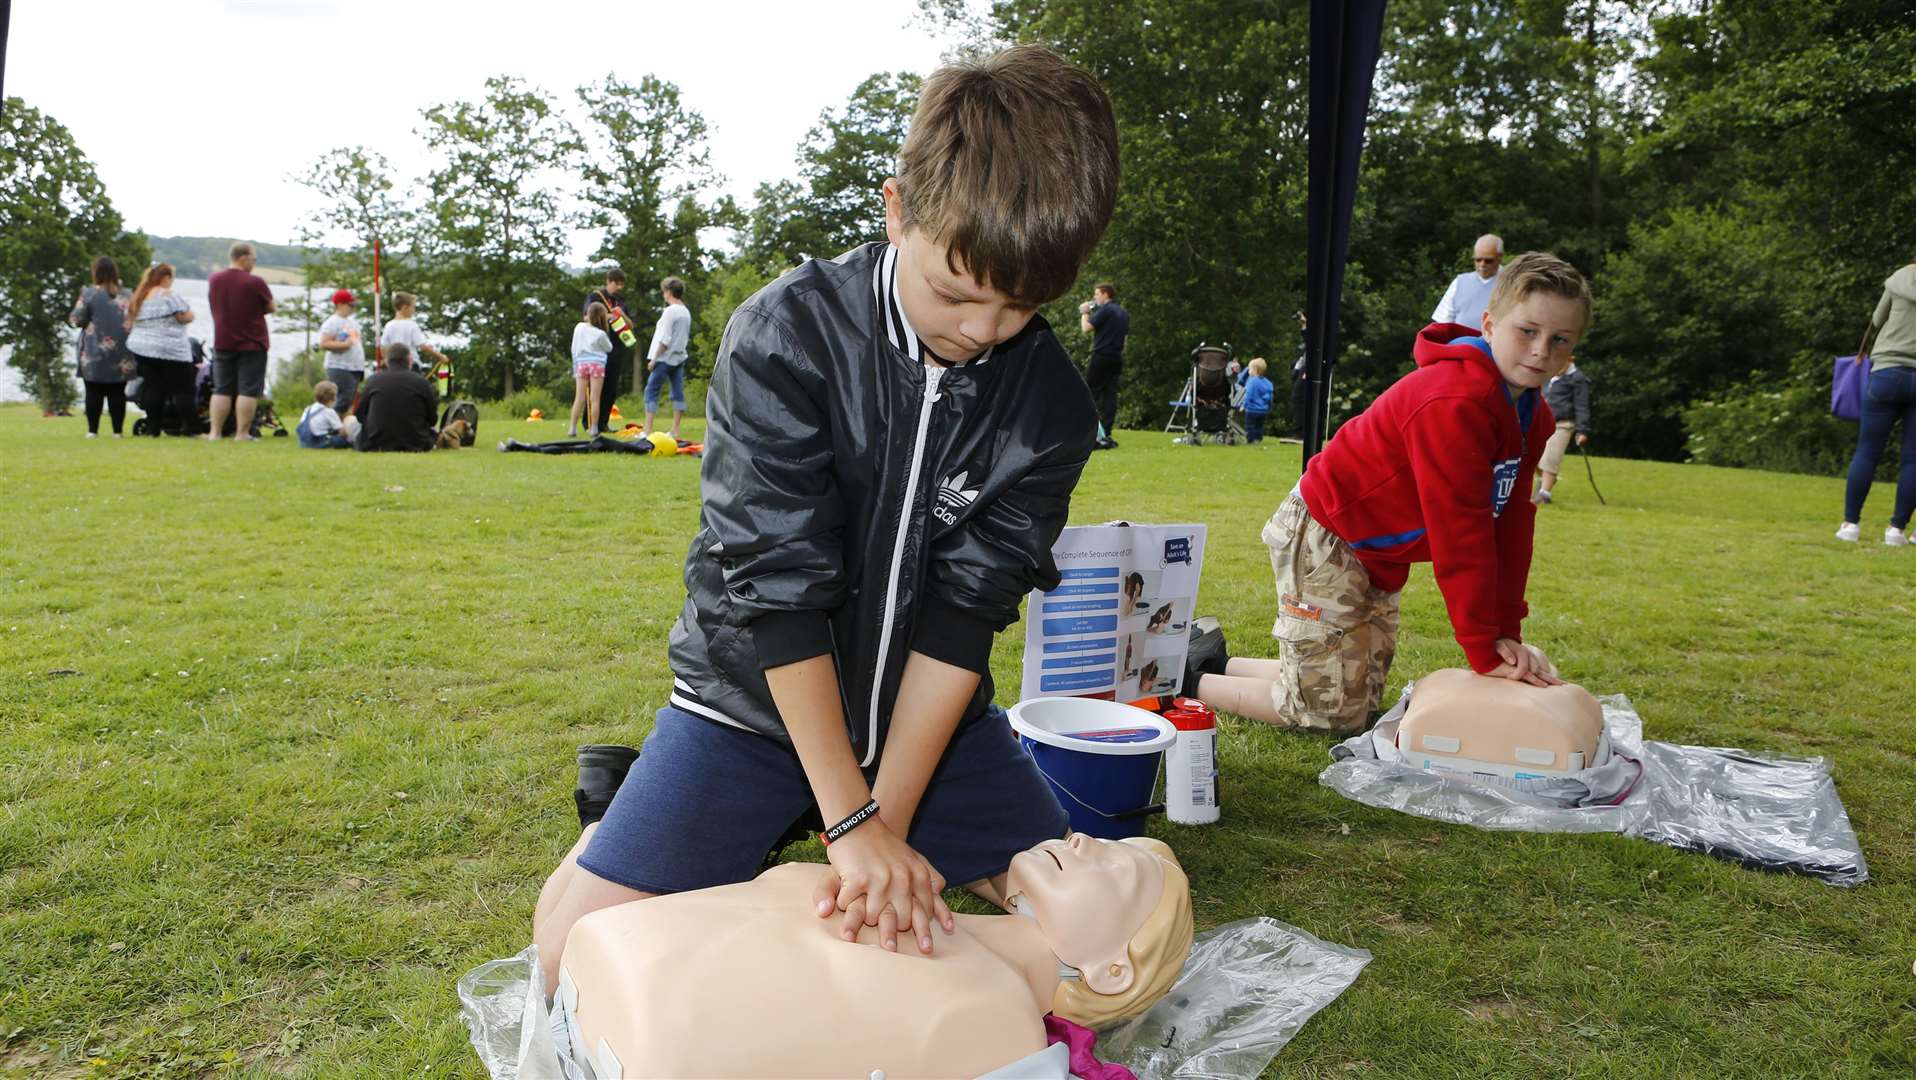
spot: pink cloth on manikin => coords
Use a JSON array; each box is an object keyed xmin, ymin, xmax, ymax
[{"xmin": 1043, "ymin": 1015, "xmax": 1137, "ymax": 1080}]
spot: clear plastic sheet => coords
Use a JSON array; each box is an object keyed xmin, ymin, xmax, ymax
[
  {"xmin": 458, "ymin": 918, "xmax": 1371, "ymax": 1079},
  {"xmin": 1319, "ymin": 685, "xmax": 1868, "ymax": 886},
  {"xmin": 1098, "ymin": 917, "xmax": 1372, "ymax": 1080}
]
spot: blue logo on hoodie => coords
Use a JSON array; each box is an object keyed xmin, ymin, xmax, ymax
[{"xmin": 1491, "ymin": 457, "xmax": 1521, "ymax": 516}]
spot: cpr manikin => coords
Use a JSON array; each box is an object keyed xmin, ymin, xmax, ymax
[
  {"xmin": 1398, "ymin": 667, "xmax": 1606, "ymax": 780},
  {"xmin": 552, "ymin": 834, "xmax": 1193, "ymax": 1078}
]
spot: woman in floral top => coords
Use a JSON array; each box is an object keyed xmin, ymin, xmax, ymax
[
  {"xmin": 68, "ymin": 257, "xmax": 133, "ymax": 437},
  {"xmin": 125, "ymin": 263, "xmax": 199, "ymax": 437}
]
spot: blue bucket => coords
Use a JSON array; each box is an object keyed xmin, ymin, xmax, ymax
[{"xmin": 1007, "ymin": 697, "xmax": 1175, "ymax": 839}]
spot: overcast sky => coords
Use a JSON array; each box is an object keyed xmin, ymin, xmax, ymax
[{"xmin": 7, "ymin": 0, "xmax": 951, "ymax": 260}]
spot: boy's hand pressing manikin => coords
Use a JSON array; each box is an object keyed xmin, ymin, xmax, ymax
[
  {"xmin": 1487, "ymin": 638, "xmax": 1563, "ymax": 687},
  {"xmin": 812, "ymin": 820, "xmax": 954, "ymax": 956}
]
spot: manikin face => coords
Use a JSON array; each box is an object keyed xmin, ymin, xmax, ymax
[
  {"xmin": 882, "ymin": 178, "xmax": 1039, "ymax": 363},
  {"xmin": 1482, "ymin": 292, "xmax": 1584, "ymax": 394},
  {"xmin": 1007, "ymin": 833, "xmax": 1164, "ymax": 994}
]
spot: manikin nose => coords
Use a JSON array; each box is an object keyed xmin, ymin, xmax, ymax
[{"xmin": 1066, "ymin": 833, "xmax": 1088, "ymax": 851}]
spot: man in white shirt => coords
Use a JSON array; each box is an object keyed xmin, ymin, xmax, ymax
[
  {"xmin": 644, "ymin": 276, "xmax": 693, "ymax": 440},
  {"xmin": 1430, "ymin": 233, "xmax": 1504, "ymax": 331}
]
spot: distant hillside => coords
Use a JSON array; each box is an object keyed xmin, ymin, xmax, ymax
[{"xmin": 145, "ymin": 235, "xmax": 315, "ymax": 282}]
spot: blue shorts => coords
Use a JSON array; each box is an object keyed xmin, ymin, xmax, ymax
[
  {"xmin": 576, "ymin": 705, "xmax": 1069, "ymax": 895},
  {"xmin": 643, "ymin": 362, "xmax": 686, "ymax": 409}
]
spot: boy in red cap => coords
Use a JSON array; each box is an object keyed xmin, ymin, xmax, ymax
[
  {"xmin": 318, "ymin": 288, "xmax": 367, "ymax": 416},
  {"xmin": 1195, "ymin": 252, "xmax": 1588, "ymax": 735}
]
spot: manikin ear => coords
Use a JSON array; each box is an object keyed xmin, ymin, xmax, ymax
[
  {"xmin": 1080, "ymin": 950, "xmax": 1136, "ymax": 995},
  {"xmin": 882, "ymin": 178, "xmax": 907, "ymax": 246}
]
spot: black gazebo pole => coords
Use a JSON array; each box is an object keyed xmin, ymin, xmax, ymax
[
  {"xmin": 1302, "ymin": 0, "xmax": 1388, "ymax": 467},
  {"xmin": 1, "ymin": 0, "xmax": 13, "ymax": 109}
]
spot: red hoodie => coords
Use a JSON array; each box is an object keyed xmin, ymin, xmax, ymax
[{"xmin": 1297, "ymin": 323, "xmax": 1554, "ymax": 673}]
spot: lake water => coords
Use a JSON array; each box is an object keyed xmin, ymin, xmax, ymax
[{"xmin": 1, "ymin": 278, "xmax": 330, "ymax": 403}]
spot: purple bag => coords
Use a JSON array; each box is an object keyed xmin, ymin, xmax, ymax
[{"xmin": 1831, "ymin": 355, "xmax": 1872, "ymax": 421}]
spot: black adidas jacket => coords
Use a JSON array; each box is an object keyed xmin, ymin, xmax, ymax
[{"xmin": 667, "ymin": 243, "xmax": 1097, "ymax": 765}]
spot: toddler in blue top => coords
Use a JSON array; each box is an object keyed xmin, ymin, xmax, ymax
[{"xmin": 1240, "ymin": 357, "xmax": 1275, "ymax": 443}]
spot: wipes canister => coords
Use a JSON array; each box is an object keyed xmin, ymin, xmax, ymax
[{"xmin": 1162, "ymin": 697, "xmax": 1219, "ymax": 824}]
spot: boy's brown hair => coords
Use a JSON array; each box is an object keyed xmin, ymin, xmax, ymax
[
  {"xmin": 393, "ymin": 291, "xmax": 417, "ymax": 311},
  {"xmin": 1486, "ymin": 252, "xmax": 1593, "ymax": 329},
  {"xmin": 313, "ymin": 380, "xmax": 338, "ymax": 405},
  {"xmin": 896, "ymin": 44, "xmax": 1119, "ymax": 306}
]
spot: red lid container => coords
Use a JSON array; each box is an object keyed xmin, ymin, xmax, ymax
[{"xmin": 1163, "ymin": 697, "xmax": 1216, "ymax": 731}]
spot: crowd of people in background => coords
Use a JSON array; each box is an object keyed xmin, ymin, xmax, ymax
[{"xmin": 64, "ymin": 243, "xmax": 693, "ymax": 454}]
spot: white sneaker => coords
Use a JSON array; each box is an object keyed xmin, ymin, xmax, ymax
[
  {"xmin": 1835, "ymin": 522, "xmax": 1860, "ymax": 542},
  {"xmin": 1887, "ymin": 526, "xmax": 1910, "ymax": 548},
  {"xmin": 85, "ymin": 432, "xmax": 97, "ymax": 439}
]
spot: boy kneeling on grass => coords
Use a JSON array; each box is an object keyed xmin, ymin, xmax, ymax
[
  {"xmin": 530, "ymin": 45, "xmax": 1116, "ymax": 996},
  {"xmin": 1194, "ymin": 252, "xmax": 1589, "ymax": 735}
]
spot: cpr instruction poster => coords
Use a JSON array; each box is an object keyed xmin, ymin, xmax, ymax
[{"xmin": 1020, "ymin": 523, "xmax": 1207, "ymax": 702}]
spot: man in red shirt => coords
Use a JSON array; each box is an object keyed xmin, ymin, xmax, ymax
[
  {"xmin": 206, "ymin": 241, "xmax": 277, "ymax": 440},
  {"xmin": 1193, "ymin": 252, "xmax": 1589, "ymax": 735}
]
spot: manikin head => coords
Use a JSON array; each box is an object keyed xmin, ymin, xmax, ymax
[{"xmin": 1006, "ymin": 833, "xmax": 1194, "ymax": 1028}]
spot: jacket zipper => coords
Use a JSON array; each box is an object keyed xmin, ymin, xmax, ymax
[{"xmin": 864, "ymin": 364, "xmax": 945, "ymax": 765}]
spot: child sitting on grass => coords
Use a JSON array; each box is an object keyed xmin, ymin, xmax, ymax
[
  {"xmin": 1193, "ymin": 252, "xmax": 1588, "ymax": 735},
  {"xmin": 295, "ymin": 381, "xmax": 351, "ymax": 449},
  {"xmin": 569, "ymin": 303, "xmax": 614, "ymax": 438}
]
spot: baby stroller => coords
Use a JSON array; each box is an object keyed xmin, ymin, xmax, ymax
[
  {"xmin": 130, "ymin": 339, "xmax": 286, "ymax": 437},
  {"xmin": 1179, "ymin": 342, "xmax": 1242, "ymax": 445}
]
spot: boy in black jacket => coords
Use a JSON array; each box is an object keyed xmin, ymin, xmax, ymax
[{"xmin": 533, "ymin": 46, "xmax": 1117, "ymax": 993}]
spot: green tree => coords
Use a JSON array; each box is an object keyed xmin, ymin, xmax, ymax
[
  {"xmin": 577, "ymin": 75, "xmax": 735, "ymax": 287},
  {"xmin": 986, "ymin": 0, "xmax": 1312, "ymax": 427},
  {"xmin": 739, "ymin": 73, "xmax": 922, "ymax": 271},
  {"xmin": 418, "ymin": 76, "xmax": 582, "ymax": 397},
  {"xmin": 292, "ymin": 146, "xmax": 421, "ymax": 302},
  {"xmin": 0, "ymin": 99, "xmax": 149, "ymax": 412}
]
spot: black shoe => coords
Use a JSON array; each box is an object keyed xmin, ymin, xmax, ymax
[
  {"xmin": 1180, "ymin": 616, "xmax": 1229, "ymax": 696},
  {"xmin": 1100, "ymin": 436, "xmax": 1120, "ymax": 450},
  {"xmin": 574, "ymin": 744, "xmax": 640, "ymax": 828}
]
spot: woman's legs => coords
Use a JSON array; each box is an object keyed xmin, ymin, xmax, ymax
[
  {"xmin": 162, "ymin": 363, "xmax": 197, "ymax": 436},
  {"xmin": 586, "ymin": 375, "xmax": 604, "ymax": 436},
  {"xmin": 1844, "ymin": 369, "xmax": 1903, "ymax": 524},
  {"xmin": 1885, "ymin": 369, "xmax": 1916, "ymax": 530},
  {"xmin": 105, "ymin": 382, "xmax": 126, "ymax": 434},
  {"xmin": 569, "ymin": 375, "xmax": 589, "ymax": 436},
  {"xmin": 83, "ymin": 381, "xmax": 107, "ymax": 434}
]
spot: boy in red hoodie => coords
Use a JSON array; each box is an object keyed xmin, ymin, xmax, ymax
[{"xmin": 1195, "ymin": 252, "xmax": 1589, "ymax": 734}]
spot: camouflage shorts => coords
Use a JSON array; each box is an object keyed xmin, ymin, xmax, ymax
[{"xmin": 1261, "ymin": 490, "xmax": 1401, "ymax": 734}]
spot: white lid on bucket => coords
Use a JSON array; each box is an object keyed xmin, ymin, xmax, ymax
[{"xmin": 1007, "ymin": 697, "xmax": 1175, "ymax": 756}]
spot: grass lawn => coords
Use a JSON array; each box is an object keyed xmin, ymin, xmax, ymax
[{"xmin": 2, "ymin": 401, "xmax": 1912, "ymax": 1078}]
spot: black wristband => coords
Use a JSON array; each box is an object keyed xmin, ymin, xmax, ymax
[{"xmin": 820, "ymin": 799, "xmax": 880, "ymax": 845}]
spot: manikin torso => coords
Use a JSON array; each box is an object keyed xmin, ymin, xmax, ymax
[
  {"xmin": 1400, "ymin": 668, "xmax": 1603, "ymax": 774},
  {"xmin": 560, "ymin": 862, "xmax": 1057, "ymax": 1079}
]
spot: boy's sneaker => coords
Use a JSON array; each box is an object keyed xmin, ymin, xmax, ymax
[
  {"xmin": 1180, "ymin": 616, "xmax": 1229, "ymax": 696},
  {"xmin": 574, "ymin": 744, "xmax": 640, "ymax": 828},
  {"xmin": 1887, "ymin": 526, "xmax": 1910, "ymax": 548},
  {"xmin": 1835, "ymin": 522, "xmax": 1861, "ymax": 542},
  {"xmin": 1531, "ymin": 487, "xmax": 1552, "ymax": 505}
]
